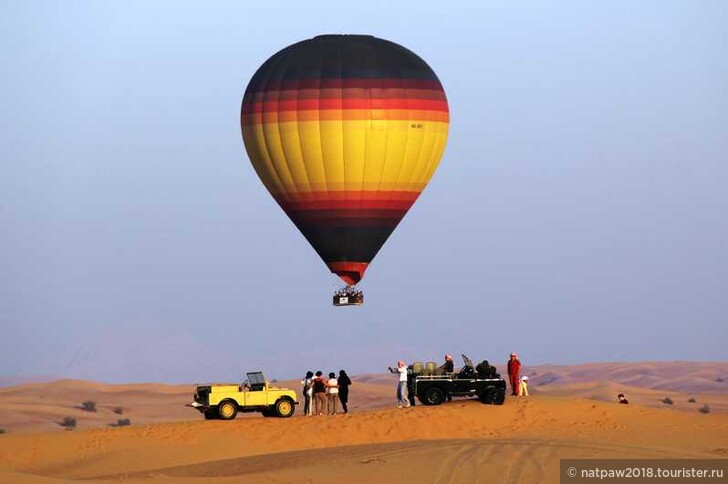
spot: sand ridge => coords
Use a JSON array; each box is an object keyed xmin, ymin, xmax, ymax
[
  {"xmin": 1, "ymin": 363, "xmax": 727, "ymax": 482},
  {"xmin": 1, "ymin": 395, "xmax": 726, "ymax": 483}
]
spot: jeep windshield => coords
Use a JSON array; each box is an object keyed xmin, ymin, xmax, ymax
[
  {"xmin": 247, "ymin": 372, "xmax": 266, "ymax": 384},
  {"xmin": 461, "ymin": 354, "xmax": 475, "ymax": 369},
  {"xmin": 246, "ymin": 372, "xmax": 266, "ymax": 391}
]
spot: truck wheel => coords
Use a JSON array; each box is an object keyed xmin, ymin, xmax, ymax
[
  {"xmin": 423, "ymin": 387, "xmax": 446, "ymax": 406},
  {"xmin": 218, "ymin": 400, "xmax": 238, "ymax": 420},
  {"xmin": 203, "ymin": 408, "xmax": 218, "ymax": 420},
  {"xmin": 275, "ymin": 398, "xmax": 295, "ymax": 418},
  {"xmin": 480, "ymin": 388, "xmax": 505, "ymax": 405}
]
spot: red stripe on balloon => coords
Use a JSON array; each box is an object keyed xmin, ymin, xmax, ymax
[
  {"xmin": 274, "ymin": 190, "xmax": 420, "ymax": 204},
  {"xmin": 279, "ymin": 199, "xmax": 416, "ymax": 212},
  {"xmin": 292, "ymin": 209, "xmax": 407, "ymax": 219},
  {"xmin": 298, "ymin": 218, "xmax": 401, "ymax": 228},
  {"xmin": 291, "ymin": 210, "xmax": 407, "ymax": 227},
  {"xmin": 243, "ymin": 98, "xmax": 448, "ymax": 114},
  {"xmin": 327, "ymin": 261, "xmax": 369, "ymax": 285}
]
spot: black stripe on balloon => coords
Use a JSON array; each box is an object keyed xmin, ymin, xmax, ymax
[
  {"xmin": 295, "ymin": 225, "xmax": 398, "ymax": 264},
  {"xmin": 246, "ymin": 35, "xmax": 440, "ymax": 96}
]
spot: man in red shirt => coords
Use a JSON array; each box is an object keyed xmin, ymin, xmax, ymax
[{"xmin": 507, "ymin": 352, "xmax": 521, "ymax": 396}]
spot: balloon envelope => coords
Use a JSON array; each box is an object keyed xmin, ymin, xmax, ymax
[{"xmin": 241, "ymin": 35, "xmax": 449, "ymax": 285}]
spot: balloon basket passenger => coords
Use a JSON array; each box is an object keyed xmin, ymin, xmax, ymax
[{"xmin": 333, "ymin": 286, "xmax": 364, "ymax": 306}]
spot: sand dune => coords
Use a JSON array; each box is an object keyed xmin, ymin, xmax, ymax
[
  {"xmin": 1, "ymin": 362, "xmax": 726, "ymax": 435},
  {"xmin": 0, "ymin": 380, "xmax": 193, "ymax": 434},
  {"xmin": 522, "ymin": 361, "xmax": 728, "ymax": 394},
  {"xmin": 1, "ymin": 362, "xmax": 727, "ymax": 483},
  {"xmin": 534, "ymin": 381, "xmax": 728, "ymax": 413},
  {"xmin": 0, "ymin": 378, "xmax": 392, "ymax": 434},
  {"xmin": 0, "ymin": 395, "xmax": 726, "ymax": 483},
  {"xmin": 120, "ymin": 439, "xmax": 724, "ymax": 484}
]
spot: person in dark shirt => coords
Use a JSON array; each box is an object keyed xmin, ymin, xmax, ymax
[
  {"xmin": 338, "ymin": 369, "xmax": 352, "ymax": 413},
  {"xmin": 439, "ymin": 354, "xmax": 454, "ymax": 374},
  {"xmin": 618, "ymin": 393, "xmax": 629, "ymax": 404},
  {"xmin": 312, "ymin": 371, "xmax": 327, "ymax": 415}
]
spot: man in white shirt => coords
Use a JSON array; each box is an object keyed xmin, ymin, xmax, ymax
[{"xmin": 388, "ymin": 360, "xmax": 411, "ymax": 408}]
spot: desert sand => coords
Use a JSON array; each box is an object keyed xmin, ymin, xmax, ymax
[{"xmin": 0, "ymin": 362, "xmax": 726, "ymax": 483}]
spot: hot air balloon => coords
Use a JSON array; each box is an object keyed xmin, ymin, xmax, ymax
[{"xmin": 241, "ymin": 35, "xmax": 449, "ymax": 305}]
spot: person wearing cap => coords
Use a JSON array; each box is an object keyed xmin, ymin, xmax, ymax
[
  {"xmin": 507, "ymin": 352, "xmax": 521, "ymax": 396},
  {"xmin": 388, "ymin": 360, "xmax": 411, "ymax": 408},
  {"xmin": 518, "ymin": 375, "xmax": 530, "ymax": 396},
  {"xmin": 438, "ymin": 354, "xmax": 455, "ymax": 374}
]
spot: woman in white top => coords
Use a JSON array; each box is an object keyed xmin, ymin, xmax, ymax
[
  {"xmin": 301, "ymin": 371, "xmax": 314, "ymax": 416},
  {"xmin": 326, "ymin": 372, "xmax": 339, "ymax": 415}
]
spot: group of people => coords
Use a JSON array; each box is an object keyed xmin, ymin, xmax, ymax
[
  {"xmin": 301, "ymin": 370, "xmax": 352, "ymax": 416},
  {"xmin": 296, "ymin": 354, "xmax": 631, "ymax": 415},
  {"xmin": 507, "ymin": 352, "xmax": 529, "ymax": 396},
  {"xmin": 334, "ymin": 286, "xmax": 362, "ymax": 298}
]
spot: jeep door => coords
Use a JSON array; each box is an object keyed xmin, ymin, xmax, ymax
[
  {"xmin": 451, "ymin": 377, "xmax": 477, "ymax": 396},
  {"xmin": 245, "ymin": 388, "xmax": 268, "ymax": 406},
  {"xmin": 451, "ymin": 355, "xmax": 477, "ymax": 395}
]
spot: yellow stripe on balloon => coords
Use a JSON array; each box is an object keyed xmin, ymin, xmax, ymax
[{"xmin": 244, "ymin": 119, "xmax": 448, "ymax": 195}]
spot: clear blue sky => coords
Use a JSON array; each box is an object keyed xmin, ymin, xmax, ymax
[{"xmin": 2, "ymin": 1, "xmax": 726, "ymax": 383}]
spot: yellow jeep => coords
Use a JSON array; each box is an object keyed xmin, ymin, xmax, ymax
[{"xmin": 190, "ymin": 371, "xmax": 297, "ymax": 419}]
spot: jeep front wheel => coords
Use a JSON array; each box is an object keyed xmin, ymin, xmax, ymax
[
  {"xmin": 422, "ymin": 387, "xmax": 446, "ymax": 406},
  {"xmin": 480, "ymin": 388, "xmax": 505, "ymax": 405},
  {"xmin": 275, "ymin": 398, "xmax": 295, "ymax": 418},
  {"xmin": 217, "ymin": 400, "xmax": 238, "ymax": 420}
]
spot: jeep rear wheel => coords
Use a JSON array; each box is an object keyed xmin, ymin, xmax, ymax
[
  {"xmin": 218, "ymin": 400, "xmax": 238, "ymax": 420},
  {"xmin": 422, "ymin": 387, "xmax": 446, "ymax": 406},
  {"xmin": 275, "ymin": 398, "xmax": 295, "ymax": 418},
  {"xmin": 203, "ymin": 408, "xmax": 218, "ymax": 420}
]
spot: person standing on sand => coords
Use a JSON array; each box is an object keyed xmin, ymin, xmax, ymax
[
  {"xmin": 388, "ymin": 360, "xmax": 410, "ymax": 408},
  {"xmin": 407, "ymin": 370, "xmax": 417, "ymax": 407},
  {"xmin": 337, "ymin": 370, "xmax": 352, "ymax": 414},
  {"xmin": 312, "ymin": 371, "xmax": 327, "ymax": 415},
  {"xmin": 301, "ymin": 371, "xmax": 314, "ymax": 416},
  {"xmin": 326, "ymin": 372, "xmax": 339, "ymax": 415},
  {"xmin": 518, "ymin": 376, "xmax": 529, "ymax": 396},
  {"xmin": 507, "ymin": 352, "xmax": 521, "ymax": 396}
]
